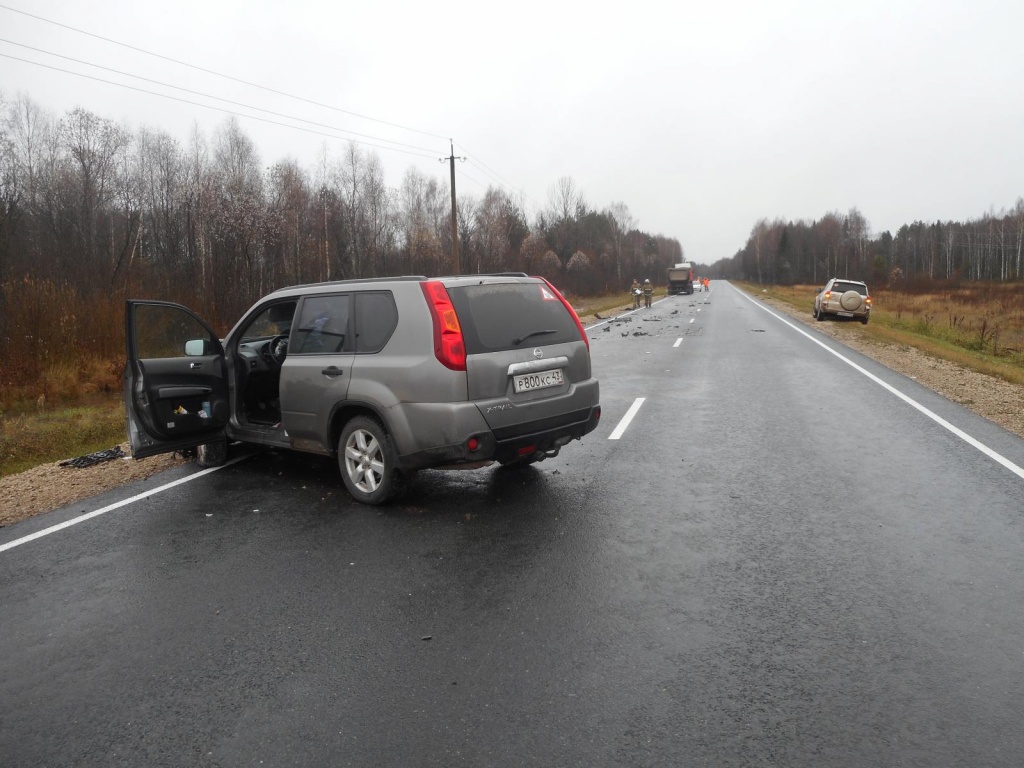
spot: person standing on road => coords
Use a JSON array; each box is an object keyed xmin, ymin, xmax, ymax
[
  {"xmin": 643, "ymin": 278, "xmax": 654, "ymax": 308},
  {"xmin": 703, "ymin": 277, "xmax": 710, "ymax": 292},
  {"xmin": 630, "ymin": 278, "xmax": 642, "ymax": 309}
]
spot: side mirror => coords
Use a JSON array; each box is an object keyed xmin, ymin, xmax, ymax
[{"xmin": 185, "ymin": 338, "xmax": 210, "ymax": 356}]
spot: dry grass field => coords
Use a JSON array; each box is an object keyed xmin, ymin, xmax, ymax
[{"xmin": 749, "ymin": 282, "xmax": 1024, "ymax": 387}]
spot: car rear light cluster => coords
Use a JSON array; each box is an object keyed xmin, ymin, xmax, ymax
[
  {"xmin": 865, "ymin": 296, "xmax": 872, "ymax": 306},
  {"xmin": 540, "ymin": 278, "xmax": 590, "ymax": 350},
  {"xmin": 421, "ymin": 281, "xmax": 466, "ymax": 371}
]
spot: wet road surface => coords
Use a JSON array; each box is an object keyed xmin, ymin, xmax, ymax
[{"xmin": 3, "ymin": 282, "xmax": 1024, "ymax": 766}]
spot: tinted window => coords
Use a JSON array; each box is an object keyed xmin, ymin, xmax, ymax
[
  {"xmin": 355, "ymin": 292, "xmax": 398, "ymax": 353},
  {"xmin": 293, "ymin": 295, "xmax": 350, "ymax": 354},
  {"xmin": 833, "ymin": 282, "xmax": 867, "ymax": 295},
  {"xmin": 448, "ymin": 283, "xmax": 580, "ymax": 354}
]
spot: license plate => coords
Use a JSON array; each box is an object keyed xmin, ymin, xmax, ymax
[
  {"xmin": 513, "ymin": 369, "xmax": 564, "ymax": 393},
  {"xmin": 837, "ymin": 311, "xmax": 853, "ymax": 317}
]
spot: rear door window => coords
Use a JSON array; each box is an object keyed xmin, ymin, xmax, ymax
[
  {"xmin": 448, "ymin": 282, "xmax": 580, "ymax": 354},
  {"xmin": 355, "ymin": 292, "xmax": 398, "ymax": 353}
]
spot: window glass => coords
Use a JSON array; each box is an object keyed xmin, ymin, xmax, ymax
[
  {"xmin": 135, "ymin": 304, "xmax": 212, "ymax": 359},
  {"xmin": 355, "ymin": 292, "xmax": 398, "ymax": 353},
  {"xmin": 448, "ymin": 283, "xmax": 579, "ymax": 354},
  {"xmin": 240, "ymin": 302, "xmax": 296, "ymax": 343},
  {"xmin": 833, "ymin": 282, "xmax": 867, "ymax": 295},
  {"xmin": 292, "ymin": 295, "xmax": 350, "ymax": 354}
]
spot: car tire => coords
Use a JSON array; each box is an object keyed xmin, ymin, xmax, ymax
[
  {"xmin": 816, "ymin": 307, "xmax": 826, "ymax": 321},
  {"xmin": 338, "ymin": 416, "xmax": 403, "ymax": 505},
  {"xmin": 195, "ymin": 436, "xmax": 227, "ymax": 467},
  {"xmin": 861, "ymin": 316, "xmax": 869, "ymax": 325}
]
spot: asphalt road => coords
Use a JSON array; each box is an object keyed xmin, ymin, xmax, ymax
[{"xmin": 3, "ymin": 282, "xmax": 1024, "ymax": 767}]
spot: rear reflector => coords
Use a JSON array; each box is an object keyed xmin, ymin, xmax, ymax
[{"xmin": 517, "ymin": 445, "xmax": 537, "ymax": 456}]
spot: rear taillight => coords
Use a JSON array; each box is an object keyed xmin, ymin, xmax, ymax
[
  {"xmin": 865, "ymin": 296, "xmax": 872, "ymax": 306},
  {"xmin": 540, "ymin": 278, "xmax": 590, "ymax": 350},
  {"xmin": 824, "ymin": 291, "xmax": 832, "ymax": 301},
  {"xmin": 420, "ymin": 281, "xmax": 466, "ymax": 371}
]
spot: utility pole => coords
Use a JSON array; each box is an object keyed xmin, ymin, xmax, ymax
[{"xmin": 440, "ymin": 139, "xmax": 464, "ymax": 274}]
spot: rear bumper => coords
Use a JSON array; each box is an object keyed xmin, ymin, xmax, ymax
[
  {"xmin": 822, "ymin": 304, "xmax": 870, "ymax": 318},
  {"xmin": 491, "ymin": 404, "xmax": 601, "ymax": 464},
  {"xmin": 396, "ymin": 404, "xmax": 602, "ymax": 471}
]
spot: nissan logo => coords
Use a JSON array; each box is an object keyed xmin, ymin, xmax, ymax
[{"xmin": 533, "ymin": 348, "xmax": 544, "ymax": 359}]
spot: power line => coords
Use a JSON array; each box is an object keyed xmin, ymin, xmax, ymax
[
  {"xmin": 457, "ymin": 143, "xmax": 518, "ymax": 190},
  {"xmin": 0, "ymin": 53, "xmax": 439, "ymax": 160},
  {"xmin": 0, "ymin": 1, "xmax": 449, "ymax": 142},
  {"xmin": 0, "ymin": 3, "xmax": 543, "ymax": 211},
  {"xmin": 0, "ymin": 39, "xmax": 439, "ymax": 155}
]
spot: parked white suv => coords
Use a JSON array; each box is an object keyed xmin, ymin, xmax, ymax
[
  {"xmin": 813, "ymin": 278, "xmax": 872, "ymax": 324},
  {"xmin": 123, "ymin": 274, "xmax": 601, "ymax": 504}
]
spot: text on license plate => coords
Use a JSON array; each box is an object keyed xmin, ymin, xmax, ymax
[{"xmin": 513, "ymin": 369, "xmax": 564, "ymax": 393}]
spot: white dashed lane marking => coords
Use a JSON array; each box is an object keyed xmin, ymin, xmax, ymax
[{"xmin": 608, "ymin": 398, "xmax": 646, "ymax": 440}]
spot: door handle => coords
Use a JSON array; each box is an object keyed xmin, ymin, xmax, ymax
[
  {"xmin": 190, "ymin": 362, "xmax": 202, "ymax": 369},
  {"xmin": 321, "ymin": 367, "xmax": 345, "ymax": 377}
]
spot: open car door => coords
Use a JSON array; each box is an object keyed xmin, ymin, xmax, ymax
[{"xmin": 123, "ymin": 300, "xmax": 230, "ymax": 459}]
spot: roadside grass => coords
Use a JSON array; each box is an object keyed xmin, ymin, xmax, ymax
[
  {"xmin": 0, "ymin": 395, "xmax": 126, "ymax": 477},
  {"xmin": 741, "ymin": 282, "xmax": 1024, "ymax": 387}
]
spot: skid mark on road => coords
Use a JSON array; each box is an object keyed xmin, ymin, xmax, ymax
[{"xmin": 737, "ymin": 287, "xmax": 1024, "ymax": 482}]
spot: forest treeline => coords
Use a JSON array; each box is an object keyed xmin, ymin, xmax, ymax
[
  {"xmin": 710, "ymin": 202, "xmax": 1024, "ymax": 288},
  {"xmin": 0, "ymin": 93, "xmax": 683, "ymax": 390}
]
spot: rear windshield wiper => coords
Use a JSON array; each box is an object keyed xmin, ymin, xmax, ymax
[{"xmin": 512, "ymin": 329, "xmax": 557, "ymax": 345}]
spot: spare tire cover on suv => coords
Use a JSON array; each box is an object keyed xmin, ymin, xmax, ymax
[{"xmin": 839, "ymin": 290, "xmax": 863, "ymax": 311}]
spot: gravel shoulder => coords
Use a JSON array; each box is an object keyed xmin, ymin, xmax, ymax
[{"xmin": 3, "ymin": 292, "xmax": 1022, "ymax": 530}]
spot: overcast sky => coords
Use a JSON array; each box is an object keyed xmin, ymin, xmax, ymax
[{"xmin": 2, "ymin": 0, "xmax": 1022, "ymax": 264}]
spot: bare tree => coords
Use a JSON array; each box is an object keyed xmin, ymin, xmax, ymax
[
  {"xmin": 605, "ymin": 201, "xmax": 635, "ymax": 283},
  {"xmin": 547, "ymin": 176, "xmax": 585, "ymax": 264},
  {"xmin": 58, "ymin": 107, "xmax": 129, "ymax": 285}
]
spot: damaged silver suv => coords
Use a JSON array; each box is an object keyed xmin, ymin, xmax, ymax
[{"xmin": 123, "ymin": 274, "xmax": 601, "ymax": 505}]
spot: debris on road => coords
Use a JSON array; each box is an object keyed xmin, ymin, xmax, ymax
[{"xmin": 59, "ymin": 446, "xmax": 126, "ymax": 469}]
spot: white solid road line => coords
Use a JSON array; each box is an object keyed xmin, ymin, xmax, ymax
[
  {"xmin": 737, "ymin": 287, "xmax": 1024, "ymax": 482},
  {"xmin": 0, "ymin": 456, "xmax": 248, "ymax": 554},
  {"xmin": 608, "ymin": 397, "xmax": 646, "ymax": 440}
]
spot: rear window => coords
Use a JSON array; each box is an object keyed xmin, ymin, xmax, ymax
[
  {"xmin": 448, "ymin": 282, "xmax": 581, "ymax": 354},
  {"xmin": 833, "ymin": 281, "xmax": 868, "ymax": 295}
]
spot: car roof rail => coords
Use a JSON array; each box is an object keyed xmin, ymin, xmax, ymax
[{"xmin": 271, "ymin": 275, "xmax": 429, "ymax": 293}]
